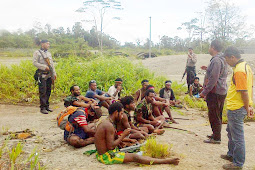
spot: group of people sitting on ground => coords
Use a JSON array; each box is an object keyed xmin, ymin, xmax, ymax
[{"xmin": 59, "ymin": 78, "xmax": 182, "ymax": 165}]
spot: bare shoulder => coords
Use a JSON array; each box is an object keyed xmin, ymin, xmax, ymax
[
  {"xmin": 135, "ymin": 89, "xmax": 140, "ymax": 94},
  {"xmin": 122, "ymin": 113, "xmax": 128, "ymax": 122},
  {"xmin": 98, "ymin": 120, "xmax": 114, "ymax": 132}
]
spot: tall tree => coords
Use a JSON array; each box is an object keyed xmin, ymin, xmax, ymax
[
  {"xmin": 76, "ymin": 0, "xmax": 123, "ymax": 52},
  {"xmin": 205, "ymin": 0, "xmax": 246, "ymax": 41},
  {"xmin": 45, "ymin": 24, "xmax": 52, "ymax": 35},
  {"xmin": 160, "ymin": 35, "xmax": 174, "ymax": 49},
  {"xmin": 177, "ymin": 18, "xmax": 200, "ymax": 47},
  {"xmin": 72, "ymin": 22, "xmax": 85, "ymax": 39}
]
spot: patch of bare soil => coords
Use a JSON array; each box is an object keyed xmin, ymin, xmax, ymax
[{"xmin": 0, "ymin": 57, "xmax": 32, "ymax": 66}]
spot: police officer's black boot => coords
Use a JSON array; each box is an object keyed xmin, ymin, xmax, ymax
[
  {"xmin": 46, "ymin": 107, "xmax": 53, "ymax": 112},
  {"xmin": 40, "ymin": 108, "xmax": 48, "ymax": 114}
]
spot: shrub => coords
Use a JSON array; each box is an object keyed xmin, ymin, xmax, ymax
[
  {"xmin": 0, "ymin": 56, "xmax": 166, "ymax": 104},
  {"xmin": 140, "ymin": 137, "xmax": 171, "ymax": 159}
]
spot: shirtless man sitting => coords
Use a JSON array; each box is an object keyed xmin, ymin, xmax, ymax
[
  {"xmin": 134, "ymin": 79, "xmax": 149, "ymax": 104},
  {"xmin": 94, "ymin": 102, "xmax": 180, "ymax": 165},
  {"xmin": 145, "ymin": 85, "xmax": 177, "ymax": 124},
  {"xmin": 118, "ymin": 96, "xmax": 149, "ymax": 139},
  {"xmin": 134, "ymin": 89, "xmax": 166, "ymax": 134}
]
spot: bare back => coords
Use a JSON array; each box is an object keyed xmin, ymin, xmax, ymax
[{"xmin": 95, "ymin": 120, "xmax": 116, "ymax": 155}]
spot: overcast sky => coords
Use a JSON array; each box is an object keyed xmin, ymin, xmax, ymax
[{"xmin": 0, "ymin": 0, "xmax": 254, "ymax": 44}]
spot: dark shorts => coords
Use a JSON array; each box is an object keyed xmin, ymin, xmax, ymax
[{"xmin": 64, "ymin": 129, "xmax": 88, "ymax": 142}]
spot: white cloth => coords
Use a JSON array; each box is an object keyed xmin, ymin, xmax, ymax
[{"xmin": 108, "ymin": 85, "xmax": 119, "ymax": 100}]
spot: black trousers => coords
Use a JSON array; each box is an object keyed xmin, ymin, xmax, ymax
[
  {"xmin": 206, "ymin": 92, "xmax": 226, "ymax": 140},
  {"xmin": 38, "ymin": 77, "xmax": 52, "ymax": 110},
  {"xmin": 186, "ymin": 66, "xmax": 196, "ymax": 90}
]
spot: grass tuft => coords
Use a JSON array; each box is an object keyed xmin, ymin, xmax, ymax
[{"xmin": 140, "ymin": 137, "xmax": 172, "ymax": 159}]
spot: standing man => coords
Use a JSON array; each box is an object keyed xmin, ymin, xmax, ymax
[
  {"xmin": 33, "ymin": 40, "xmax": 56, "ymax": 114},
  {"xmin": 200, "ymin": 40, "xmax": 228, "ymax": 144},
  {"xmin": 221, "ymin": 47, "xmax": 253, "ymax": 169},
  {"xmin": 108, "ymin": 78, "xmax": 123, "ymax": 102},
  {"xmin": 185, "ymin": 48, "xmax": 197, "ymax": 93}
]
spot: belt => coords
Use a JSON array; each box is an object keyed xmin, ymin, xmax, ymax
[{"xmin": 38, "ymin": 69, "xmax": 50, "ymax": 74}]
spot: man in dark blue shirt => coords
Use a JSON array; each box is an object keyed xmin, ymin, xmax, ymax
[{"xmin": 86, "ymin": 80, "xmax": 113, "ymax": 109}]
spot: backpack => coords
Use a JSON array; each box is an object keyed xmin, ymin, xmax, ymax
[{"xmin": 56, "ymin": 106, "xmax": 83, "ymax": 131}]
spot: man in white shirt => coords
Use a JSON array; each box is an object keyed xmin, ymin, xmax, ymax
[{"xmin": 108, "ymin": 78, "xmax": 123, "ymax": 102}]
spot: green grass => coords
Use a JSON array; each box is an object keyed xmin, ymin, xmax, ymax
[
  {"xmin": 0, "ymin": 141, "xmax": 45, "ymax": 169},
  {"xmin": 183, "ymin": 95, "xmax": 207, "ymax": 111},
  {"xmin": 140, "ymin": 137, "xmax": 172, "ymax": 159},
  {"xmin": 8, "ymin": 142, "xmax": 23, "ymax": 169},
  {"xmin": 0, "ymin": 56, "xmax": 166, "ymax": 104}
]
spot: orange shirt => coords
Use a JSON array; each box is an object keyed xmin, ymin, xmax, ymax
[{"xmin": 226, "ymin": 61, "xmax": 253, "ymax": 110}]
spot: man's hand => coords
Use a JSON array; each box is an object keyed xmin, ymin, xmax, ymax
[
  {"xmin": 128, "ymin": 138, "xmax": 137, "ymax": 143},
  {"xmin": 163, "ymin": 102, "xmax": 170, "ymax": 107},
  {"xmin": 200, "ymin": 93, "xmax": 205, "ymax": 98},
  {"xmin": 122, "ymin": 128, "xmax": 131, "ymax": 137},
  {"xmin": 247, "ymin": 106, "xmax": 254, "ymax": 118},
  {"xmin": 150, "ymin": 120, "xmax": 160, "ymax": 126},
  {"xmin": 169, "ymin": 100, "xmax": 175, "ymax": 106},
  {"xmin": 45, "ymin": 66, "xmax": 50, "ymax": 71},
  {"xmin": 201, "ymin": 66, "xmax": 207, "ymax": 70},
  {"xmin": 54, "ymin": 75, "xmax": 57, "ymax": 80},
  {"xmin": 90, "ymin": 99, "xmax": 96, "ymax": 103},
  {"xmin": 90, "ymin": 103, "xmax": 100, "ymax": 109}
]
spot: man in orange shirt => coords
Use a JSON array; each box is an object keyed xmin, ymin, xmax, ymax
[{"xmin": 222, "ymin": 47, "xmax": 254, "ymax": 169}]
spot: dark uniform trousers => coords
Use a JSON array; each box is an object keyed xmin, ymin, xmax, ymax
[
  {"xmin": 39, "ymin": 76, "xmax": 52, "ymax": 110},
  {"xmin": 186, "ymin": 66, "xmax": 196, "ymax": 90}
]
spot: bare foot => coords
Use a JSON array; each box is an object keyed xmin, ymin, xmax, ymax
[
  {"xmin": 148, "ymin": 133, "xmax": 157, "ymax": 138},
  {"xmin": 84, "ymin": 137, "xmax": 94, "ymax": 145},
  {"xmin": 163, "ymin": 122, "xmax": 171, "ymax": 128},
  {"xmin": 168, "ymin": 158, "xmax": 180, "ymax": 165},
  {"xmin": 171, "ymin": 119, "xmax": 179, "ymax": 124},
  {"xmin": 154, "ymin": 129, "xmax": 165, "ymax": 135}
]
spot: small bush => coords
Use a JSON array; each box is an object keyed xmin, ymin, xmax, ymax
[{"xmin": 140, "ymin": 137, "xmax": 171, "ymax": 159}]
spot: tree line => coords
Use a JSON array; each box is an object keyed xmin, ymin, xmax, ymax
[{"xmin": 0, "ymin": 0, "xmax": 255, "ymax": 55}]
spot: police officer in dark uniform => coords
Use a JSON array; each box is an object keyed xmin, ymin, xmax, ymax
[
  {"xmin": 185, "ymin": 48, "xmax": 197, "ymax": 93},
  {"xmin": 33, "ymin": 40, "xmax": 56, "ymax": 114}
]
